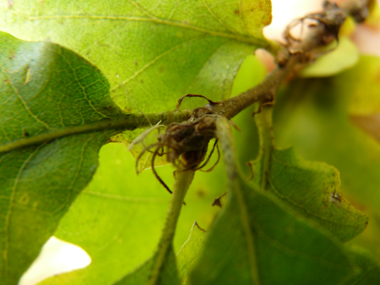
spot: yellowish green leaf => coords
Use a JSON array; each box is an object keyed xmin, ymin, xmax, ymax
[
  {"xmin": 301, "ymin": 37, "xmax": 358, "ymax": 78},
  {"xmin": 0, "ymin": 0, "xmax": 276, "ymax": 113}
]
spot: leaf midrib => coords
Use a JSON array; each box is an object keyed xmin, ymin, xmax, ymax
[
  {"xmin": 3, "ymin": 9, "xmax": 269, "ymax": 48},
  {"xmin": 0, "ymin": 110, "xmax": 192, "ymax": 153},
  {"xmin": 234, "ymin": 180, "xmax": 260, "ymax": 284},
  {"xmin": 217, "ymin": 117, "xmax": 260, "ymax": 284}
]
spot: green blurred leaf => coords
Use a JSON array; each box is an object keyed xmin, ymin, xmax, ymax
[
  {"xmin": 250, "ymin": 145, "xmax": 368, "ymax": 241},
  {"xmin": 0, "ymin": 0, "xmax": 276, "ymax": 113},
  {"xmin": 301, "ymin": 37, "xmax": 358, "ymax": 78},
  {"xmin": 250, "ymin": 102, "xmax": 367, "ymax": 241},
  {"xmin": 177, "ymin": 222, "xmax": 206, "ymax": 285},
  {"xmin": 0, "ymin": 32, "xmax": 123, "ymax": 284},
  {"xmin": 349, "ymin": 213, "xmax": 380, "ymax": 264},
  {"xmin": 343, "ymin": 246, "xmax": 380, "ymax": 285},
  {"xmin": 273, "ymin": 55, "xmax": 380, "ymax": 261},
  {"xmin": 189, "ymin": 117, "xmax": 357, "ymax": 285},
  {"xmin": 273, "ymin": 55, "xmax": 380, "ymax": 212},
  {"xmin": 345, "ymin": 56, "xmax": 380, "ymax": 116}
]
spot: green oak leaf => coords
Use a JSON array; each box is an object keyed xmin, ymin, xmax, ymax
[
  {"xmin": 0, "ymin": 32, "xmax": 125, "ymax": 284},
  {"xmin": 250, "ymin": 145, "xmax": 368, "ymax": 241},
  {"xmin": 189, "ymin": 118, "xmax": 357, "ymax": 285},
  {"xmin": 273, "ymin": 55, "xmax": 380, "ymax": 260},
  {"xmin": 0, "ymin": 0, "xmax": 277, "ymax": 113},
  {"xmin": 251, "ymin": 106, "xmax": 367, "ymax": 241},
  {"xmin": 251, "ymin": 146, "xmax": 368, "ymax": 241}
]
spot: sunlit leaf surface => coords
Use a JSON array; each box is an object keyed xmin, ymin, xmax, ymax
[{"xmin": 0, "ymin": 0, "xmax": 275, "ymax": 112}]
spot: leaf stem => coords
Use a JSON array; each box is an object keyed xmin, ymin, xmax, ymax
[
  {"xmin": 215, "ymin": 117, "xmax": 260, "ymax": 284},
  {"xmin": 254, "ymin": 106, "xmax": 274, "ymax": 191},
  {"xmin": 148, "ymin": 170, "xmax": 195, "ymax": 285}
]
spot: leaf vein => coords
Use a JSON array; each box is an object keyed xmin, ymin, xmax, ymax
[
  {"xmin": 201, "ymin": 0, "xmax": 235, "ymax": 33},
  {"xmin": 84, "ymin": 191, "xmax": 169, "ymax": 203},
  {"xmin": 59, "ymin": 52, "xmax": 109, "ymax": 119},
  {"xmin": 268, "ymin": 179, "xmax": 358, "ymax": 228},
  {"xmin": 4, "ymin": 10, "xmax": 266, "ymax": 46},
  {"xmin": 112, "ymin": 36, "xmax": 207, "ymax": 92},
  {"xmin": 4, "ymin": 143, "xmax": 46, "ymax": 273},
  {"xmin": 126, "ymin": 0, "xmax": 159, "ymax": 20},
  {"xmin": 0, "ymin": 66, "xmax": 51, "ymax": 130}
]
